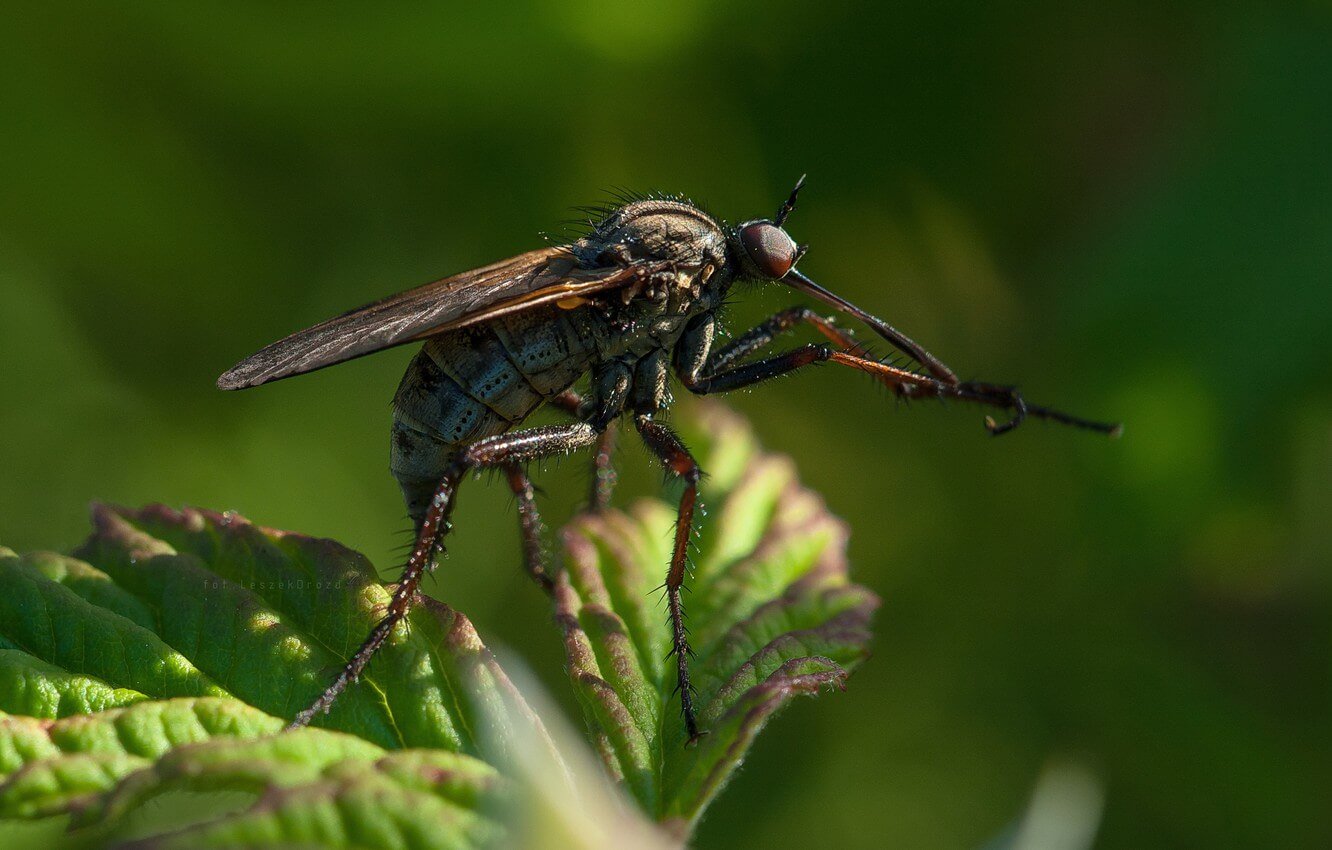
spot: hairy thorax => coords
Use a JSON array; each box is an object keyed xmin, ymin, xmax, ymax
[
  {"xmin": 389, "ymin": 199, "xmax": 736, "ymax": 518},
  {"xmin": 574, "ymin": 199, "xmax": 734, "ymax": 357}
]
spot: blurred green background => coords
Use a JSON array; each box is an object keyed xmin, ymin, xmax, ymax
[{"xmin": 2, "ymin": 2, "xmax": 1329, "ymax": 848}]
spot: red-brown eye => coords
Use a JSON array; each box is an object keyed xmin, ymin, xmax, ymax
[{"xmin": 739, "ymin": 221, "xmax": 798, "ymax": 278}]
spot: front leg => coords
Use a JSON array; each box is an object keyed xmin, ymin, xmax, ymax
[
  {"xmin": 676, "ymin": 307, "xmax": 892, "ymax": 385},
  {"xmin": 709, "ymin": 305, "xmax": 886, "ymax": 372},
  {"xmin": 675, "ymin": 313, "xmax": 1119, "ymax": 436}
]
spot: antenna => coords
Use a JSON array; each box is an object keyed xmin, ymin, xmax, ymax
[{"xmin": 774, "ymin": 174, "xmax": 807, "ymax": 227}]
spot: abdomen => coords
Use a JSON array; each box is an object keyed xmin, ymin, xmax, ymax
[{"xmin": 390, "ymin": 306, "xmax": 601, "ymax": 521}]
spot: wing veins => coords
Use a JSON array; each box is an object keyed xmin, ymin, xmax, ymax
[{"xmin": 217, "ymin": 247, "xmax": 648, "ymax": 390}]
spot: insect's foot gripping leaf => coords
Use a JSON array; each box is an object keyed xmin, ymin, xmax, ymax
[{"xmin": 553, "ymin": 401, "xmax": 879, "ymax": 832}]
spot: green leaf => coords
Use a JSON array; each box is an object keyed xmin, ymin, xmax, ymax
[
  {"xmin": 0, "ymin": 401, "xmax": 878, "ymax": 846},
  {"xmin": 554, "ymin": 401, "xmax": 878, "ymax": 831},
  {"xmin": 0, "ymin": 698, "xmax": 284, "ymax": 819},
  {"xmin": 0, "ymin": 505, "xmax": 539, "ymax": 847},
  {"xmin": 0, "ymin": 650, "xmax": 149, "ymax": 718}
]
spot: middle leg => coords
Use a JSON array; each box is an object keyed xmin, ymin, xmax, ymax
[
  {"xmin": 505, "ymin": 465, "xmax": 554, "ymax": 594},
  {"xmin": 634, "ymin": 414, "xmax": 704, "ymax": 741}
]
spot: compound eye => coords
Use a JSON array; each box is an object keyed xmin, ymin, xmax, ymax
[{"xmin": 739, "ymin": 221, "xmax": 797, "ymax": 278}]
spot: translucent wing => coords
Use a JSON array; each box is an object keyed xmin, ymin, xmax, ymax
[{"xmin": 217, "ymin": 246, "xmax": 642, "ymax": 390}]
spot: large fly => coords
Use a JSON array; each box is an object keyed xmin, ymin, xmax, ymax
[{"xmin": 218, "ymin": 177, "xmax": 1120, "ymax": 740}]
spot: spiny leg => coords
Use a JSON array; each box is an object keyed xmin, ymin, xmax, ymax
[
  {"xmin": 686, "ymin": 342, "xmax": 1119, "ymax": 436},
  {"xmin": 691, "ymin": 305, "xmax": 970, "ymax": 411},
  {"xmin": 505, "ymin": 465, "xmax": 554, "ymax": 594},
  {"xmin": 709, "ymin": 305, "xmax": 882, "ymax": 372},
  {"xmin": 289, "ymin": 421, "xmax": 601, "ymax": 729},
  {"xmin": 290, "ymin": 465, "xmax": 460, "ymax": 728},
  {"xmin": 634, "ymin": 414, "xmax": 703, "ymax": 741},
  {"xmin": 827, "ymin": 352, "xmax": 1121, "ymax": 434}
]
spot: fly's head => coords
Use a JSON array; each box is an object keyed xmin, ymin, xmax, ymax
[
  {"xmin": 725, "ymin": 175, "xmax": 962, "ymax": 386},
  {"xmin": 730, "ymin": 175, "xmax": 808, "ymax": 282}
]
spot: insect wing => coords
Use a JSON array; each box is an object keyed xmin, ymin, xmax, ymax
[{"xmin": 217, "ymin": 247, "xmax": 640, "ymax": 390}]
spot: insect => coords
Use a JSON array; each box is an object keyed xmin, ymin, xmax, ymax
[{"xmin": 218, "ymin": 177, "xmax": 1119, "ymax": 740}]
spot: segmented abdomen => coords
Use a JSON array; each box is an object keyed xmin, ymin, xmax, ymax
[{"xmin": 390, "ymin": 306, "xmax": 602, "ymax": 521}]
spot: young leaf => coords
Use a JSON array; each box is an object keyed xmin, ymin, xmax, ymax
[{"xmin": 554, "ymin": 401, "xmax": 879, "ymax": 833}]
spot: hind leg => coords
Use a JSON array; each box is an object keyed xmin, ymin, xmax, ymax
[{"xmin": 290, "ymin": 421, "xmax": 602, "ymax": 728}]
